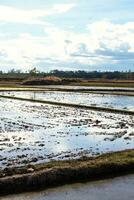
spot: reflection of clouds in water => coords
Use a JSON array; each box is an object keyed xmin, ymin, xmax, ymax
[
  {"xmin": 1, "ymin": 91, "xmax": 134, "ymax": 111},
  {"xmin": 0, "ymin": 98, "xmax": 134, "ymax": 168},
  {"xmin": 52, "ymin": 141, "xmax": 68, "ymax": 153}
]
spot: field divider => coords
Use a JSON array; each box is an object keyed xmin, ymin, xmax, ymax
[
  {"xmin": 0, "ymin": 150, "xmax": 134, "ymax": 195},
  {"xmin": 0, "ymin": 95, "xmax": 134, "ymax": 115}
]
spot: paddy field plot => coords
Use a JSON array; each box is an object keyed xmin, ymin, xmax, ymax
[
  {"xmin": 1, "ymin": 91, "xmax": 134, "ymax": 111},
  {"xmin": 0, "ymin": 98, "xmax": 133, "ymax": 169}
]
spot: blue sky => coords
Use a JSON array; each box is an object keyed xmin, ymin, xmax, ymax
[{"xmin": 0, "ymin": 0, "xmax": 134, "ymax": 71}]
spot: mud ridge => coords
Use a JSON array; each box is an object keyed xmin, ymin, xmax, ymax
[{"xmin": 0, "ymin": 150, "xmax": 134, "ymax": 196}]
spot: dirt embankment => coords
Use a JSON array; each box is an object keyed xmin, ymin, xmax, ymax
[
  {"xmin": 22, "ymin": 76, "xmax": 134, "ymax": 87},
  {"xmin": 22, "ymin": 76, "xmax": 81, "ymax": 86},
  {"xmin": 0, "ymin": 150, "xmax": 134, "ymax": 196}
]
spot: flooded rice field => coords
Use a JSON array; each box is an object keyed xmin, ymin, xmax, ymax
[
  {"xmin": 0, "ymin": 97, "xmax": 134, "ymax": 169},
  {"xmin": 1, "ymin": 91, "xmax": 134, "ymax": 111}
]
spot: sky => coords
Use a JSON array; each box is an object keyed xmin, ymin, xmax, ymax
[{"xmin": 0, "ymin": 0, "xmax": 134, "ymax": 72}]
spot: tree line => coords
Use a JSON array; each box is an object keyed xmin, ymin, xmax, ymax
[{"xmin": 0, "ymin": 68, "xmax": 133, "ymax": 80}]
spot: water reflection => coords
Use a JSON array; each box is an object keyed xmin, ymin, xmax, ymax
[
  {"xmin": 0, "ymin": 98, "xmax": 133, "ymax": 169},
  {"xmin": 1, "ymin": 91, "xmax": 134, "ymax": 111}
]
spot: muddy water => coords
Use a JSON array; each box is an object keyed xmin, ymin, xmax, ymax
[
  {"xmin": 0, "ymin": 98, "xmax": 134, "ymax": 169},
  {"xmin": 1, "ymin": 175, "xmax": 134, "ymax": 200},
  {"xmin": 1, "ymin": 91, "xmax": 134, "ymax": 111}
]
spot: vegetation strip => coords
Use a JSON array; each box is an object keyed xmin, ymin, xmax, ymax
[
  {"xmin": 33, "ymin": 87, "xmax": 134, "ymax": 93},
  {"xmin": 0, "ymin": 88, "xmax": 49, "ymax": 92},
  {"xmin": 0, "ymin": 95, "xmax": 134, "ymax": 116},
  {"xmin": 0, "ymin": 150, "xmax": 134, "ymax": 195}
]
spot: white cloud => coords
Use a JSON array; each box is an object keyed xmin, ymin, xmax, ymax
[
  {"xmin": 70, "ymin": 20, "xmax": 134, "ymax": 61},
  {"xmin": 0, "ymin": 3, "xmax": 75, "ymax": 25},
  {"xmin": 0, "ymin": 20, "xmax": 134, "ymax": 71}
]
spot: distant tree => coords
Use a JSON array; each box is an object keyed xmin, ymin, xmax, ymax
[{"xmin": 29, "ymin": 67, "xmax": 39, "ymax": 76}]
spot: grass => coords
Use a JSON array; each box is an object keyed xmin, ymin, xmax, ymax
[
  {"xmin": 0, "ymin": 149, "xmax": 134, "ymax": 195},
  {"xmin": 2, "ymin": 149, "xmax": 134, "ymax": 177}
]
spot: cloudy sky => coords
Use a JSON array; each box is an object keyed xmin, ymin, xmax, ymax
[{"xmin": 0, "ymin": 0, "xmax": 134, "ymax": 72}]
